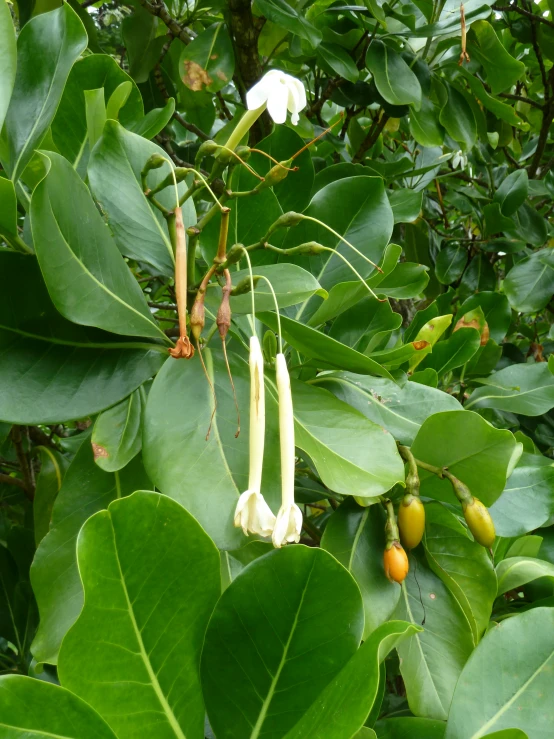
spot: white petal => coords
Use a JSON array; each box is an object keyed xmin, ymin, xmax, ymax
[
  {"xmin": 246, "ymin": 77, "xmax": 271, "ymax": 111},
  {"xmin": 287, "ymin": 75, "xmax": 307, "ymax": 114},
  {"xmin": 266, "ymin": 78, "xmax": 289, "ymax": 124}
]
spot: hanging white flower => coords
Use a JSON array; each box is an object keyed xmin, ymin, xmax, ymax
[
  {"xmin": 246, "ymin": 70, "xmax": 307, "ymax": 126},
  {"xmin": 272, "ymin": 353, "xmax": 303, "ymax": 548},
  {"xmin": 233, "ymin": 336, "xmax": 276, "ymax": 537},
  {"xmin": 452, "ymin": 150, "xmax": 468, "ymax": 170}
]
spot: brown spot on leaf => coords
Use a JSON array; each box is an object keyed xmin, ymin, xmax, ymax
[
  {"xmin": 92, "ymin": 442, "xmax": 109, "ymax": 460},
  {"xmin": 216, "ymin": 69, "xmax": 228, "ymax": 81},
  {"xmin": 210, "ymin": 53, "xmax": 218, "ymax": 60},
  {"xmin": 182, "ymin": 61, "xmax": 212, "ymax": 92},
  {"xmin": 412, "ymin": 340, "xmax": 430, "ymax": 351}
]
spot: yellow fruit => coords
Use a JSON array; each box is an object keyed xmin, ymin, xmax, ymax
[
  {"xmin": 384, "ymin": 541, "xmax": 409, "ymax": 584},
  {"xmin": 398, "ymin": 495, "xmax": 425, "ymax": 550},
  {"xmin": 463, "ymin": 497, "xmax": 496, "ymax": 547}
]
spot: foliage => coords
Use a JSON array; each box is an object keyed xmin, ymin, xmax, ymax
[{"xmin": 1, "ymin": 0, "xmax": 554, "ymax": 736}]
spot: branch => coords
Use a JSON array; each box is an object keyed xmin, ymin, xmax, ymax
[
  {"xmin": 9, "ymin": 426, "xmax": 34, "ymax": 500},
  {"xmin": 493, "ymin": 3, "xmax": 554, "ymax": 30},
  {"xmin": 0, "ymin": 473, "xmax": 27, "ymax": 492},
  {"xmin": 352, "ymin": 113, "xmax": 389, "ymax": 163},
  {"xmin": 499, "ymin": 92, "xmax": 544, "ymax": 110},
  {"xmin": 153, "ymin": 66, "xmax": 210, "ymax": 141},
  {"xmin": 307, "ymin": 77, "xmax": 342, "ymax": 118},
  {"xmin": 138, "ymin": 0, "xmax": 193, "ymax": 44}
]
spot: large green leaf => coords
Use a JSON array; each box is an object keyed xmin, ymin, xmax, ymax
[
  {"xmin": 4, "ymin": 3, "xmax": 87, "ymax": 182},
  {"xmin": 30, "ymin": 440, "xmax": 151, "ymax": 665},
  {"xmin": 58, "ymin": 492, "xmax": 220, "ymax": 739},
  {"xmin": 411, "ymin": 410, "xmax": 519, "ymax": 507},
  {"xmin": 388, "ymin": 188, "xmax": 423, "ymax": 224},
  {"xmin": 466, "ymin": 363, "xmax": 554, "ymax": 416},
  {"xmin": 91, "ymin": 389, "xmax": 143, "ymax": 472},
  {"xmin": 496, "ymin": 556, "xmax": 554, "ymax": 595},
  {"xmin": 179, "ymin": 23, "xmax": 234, "ymax": 93},
  {"xmin": 435, "ymin": 244, "xmax": 468, "ymax": 285},
  {"xmin": 445, "ymin": 608, "xmax": 554, "ymax": 738},
  {"xmin": 469, "ymin": 21, "xmax": 525, "ymax": 95},
  {"xmin": 88, "ymin": 121, "xmax": 194, "ymax": 276},
  {"xmin": 366, "ymin": 40, "xmax": 422, "ymax": 108},
  {"xmin": 419, "ymin": 328, "xmax": 481, "ymax": 378},
  {"xmin": 457, "ymin": 292, "xmax": 512, "ymax": 344},
  {"xmin": 51, "ymin": 54, "xmax": 143, "ymax": 170},
  {"xmin": 258, "ymin": 312, "xmax": 394, "ymax": 379},
  {"xmin": 282, "ymin": 176, "xmax": 394, "ymax": 299},
  {"xmin": 0, "ymin": 251, "xmax": 165, "ymax": 424},
  {"xmin": 0, "ymin": 0, "xmax": 16, "ymax": 133},
  {"xmin": 313, "ymin": 374, "xmax": 461, "ymax": 445},
  {"xmin": 504, "ymin": 249, "xmax": 554, "ymax": 313},
  {"xmin": 393, "ymin": 554, "xmax": 474, "ymax": 720},
  {"xmin": 375, "ymin": 718, "xmax": 446, "ymax": 738},
  {"xmin": 143, "ymin": 350, "xmax": 281, "ymax": 550},
  {"xmin": 255, "ymin": 0, "xmax": 322, "ymax": 46},
  {"xmin": 321, "ymin": 498, "xmax": 400, "ymax": 638},
  {"xmin": 34, "ymin": 446, "xmax": 69, "ymax": 546},
  {"xmin": 0, "ymin": 675, "xmax": 118, "ymax": 739},
  {"xmin": 424, "ymin": 503, "xmax": 497, "ymax": 644},
  {"xmin": 493, "ymin": 170, "xmax": 528, "ymax": 216},
  {"xmin": 283, "ymin": 621, "xmax": 420, "ymax": 739},
  {"xmin": 31, "ymin": 151, "xmax": 168, "ymax": 342},
  {"xmin": 329, "ymin": 295, "xmax": 402, "ymax": 353},
  {"xmin": 439, "ymin": 83, "xmax": 476, "ymax": 149},
  {"xmin": 490, "ymin": 454, "xmax": 554, "ymax": 536},
  {"xmin": 201, "ymin": 546, "xmax": 364, "ymax": 739}
]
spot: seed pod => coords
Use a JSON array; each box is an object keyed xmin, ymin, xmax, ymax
[
  {"xmin": 462, "ymin": 497, "xmax": 496, "ymax": 547},
  {"xmin": 398, "ymin": 494, "xmax": 425, "ymax": 550},
  {"xmin": 190, "ymin": 293, "xmax": 206, "ymax": 343},
  {"xmin": 230, "ymin": 275, "xmax": 261, "ymax": 296},
  {"xmin": 255, "ymin": 159, "xmax": 297, "ymax": 191},
  {"xmin": 384, "ymin": 541, "xmax": 409, "ymax": 584}
]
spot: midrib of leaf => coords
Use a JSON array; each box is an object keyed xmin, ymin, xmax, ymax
[
  {"xmin": 466, "ymin": 382, "xmax": 553, "ymax": 408},
  {"xmin": 38, "ymin": 446, "xmax": 63, "ymax": 489},
  {"xmin": 249, "ymin": 558, "xmax": 316, "ymax": 739},
  {"xmin": 109, "ymin": 519, "xmax": 187, "ymax": 739},
  {"xmin": 468, "ymin": 648, "xmax": 554, "ymax": 739},
  {"xmin": 0, "ymin": 323, "xmax": 167, "ymax": 353},
  {"xmin": 348, "ymin": 508, "xmax": 368, "ymax": 572}
]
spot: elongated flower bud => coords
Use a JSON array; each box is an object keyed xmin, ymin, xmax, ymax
[{"xmin": 272, "ymin": 353, "xmax": 302, "ymax": 548}]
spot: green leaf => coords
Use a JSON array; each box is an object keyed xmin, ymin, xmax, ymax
[
  {"xmin": 105, "ymin": 80, "xmax": 132, "ymax": 120},
  {"xmin": 424, "ymin": 503, "xmax": 497, "ymax": 643},
  {"xmin": 254, "ymin": 0, "xmax": 322, "ymax": 46},
  {"xmin": 224, "ymin": 264, "xmax": 325, "ymax": 313},
  {"xmin": 131, "ymin": 98, "xmax": 176, "ymax": 140},
  {"xmin": 393, "ymin": 553, "xmax": 474, "ymax": 720},
  {"xmin": 0, "ymin": 675, "xmax": 118, "ymax": 739},
  {"xmin": 31, "ymin": 151, "xmax": 167, "ymax": 342},
  {"xmin": 375, "ymin": 262, "xmax": 430, "ymax": 299},
  {"xmin": 435, "ymin": 243, "xmax": 468, "ymax": 285},
  {"xmin": 201, "ymin": 545, "xmax": 364, "ymax": 739},
  {"xmin": 375, "ymin": 717, "xmax": 446, "ymax": 738},
  {"xmin": 91, "ymin": 390, "xmax": 143, "ymax": 472},
  {"xmin": 30, "ymin": 440, "xmax": 151, "ymax": 665},
  {"xmin": 419, "ymin": 328, "xmax": 481, "ymax": 378},
  {"xmin": 469, "ymin": 20, "xmax": 525, "ymax": 95},
  {"xmin": 0, "ymin": 0, "xmax": 16, "ymax": 133},
  {"xmin": 58, "ymin": 492, "xmax": 220, "ymax": 739},
  {"xmin": 258, "ymin": 311, "xmax": 394, "ymax": 379},
  {"xmin": 388, "ymin": 188, "xmax": 423, "ymax": 224},
  {"xmin": 490, "ymin": 454, "xmax": 554, "ymax": 537},
  {"xmin": 493, "ymin": 170, "xmax": 528, "ymax": 216},
  {"xmin": 504, "ymin": 249, "xmax": 554, "ymax": 313},
  {"xmin": 283, "ymin": 620, "xmax": 420, "ymax": 739},
  {"xmin": 329, "ymin": 296, "xmax": 402, "ymax": 353},
  {"xmin": 366, "ymin": 40, "xmax": 422, "ymax": 108},
  {"xmin": 4, "ymin": 3, "xmax": 87, "ymax": 182},
  {"xmin": 121, "ymin": 6, "xmax": 163, "ymax": 84},
  {"xmin": 52, "ymin": 54, "xmax": 144, "ymax": 170},
  {"xmin": 445, "ymin": 608, "xmax": 554, "ymax": 738},
  {"xmin": 321, "ymin": 498, "xmax": 401, "ymax": 638},
  {"xmin": 496, "ymin": 556, "xmax": 554, "ymax": 595},
  {"xmin": 317, "ymin": 42, "xmax": 359, "ymax": 83},
  {"xmin": 84, "ymin": 87, "xmax": 106, "ymax": 150},
  {"xmin": 411, "ymin": 410, "xmax": 519, "ymax": 507},
  {"xmin": 439, "ymin": 83, "xmax": 476, "ymax": 149},
  {"xmin": 0, "ymin": 176, "xmax": 18, "ymax": 242},
  {"xmin": 282, "ymin": 176, "xmax": 394, "ymax": 297},
  {"xmin": 313, "ymin": 373, "xmax": 461, "ymax": 445},
  {"xmin": 180, "ymin": 23, "xmax": 234, "ymax": 93},
  {"xmin": 34, "ymin": 447, "xmax": 69, "ymax": 546},
  {"xmin": 409, "ymin": 97, "xmax": 445, "ymax": 147},
  {"xmin": 457, "ymin": 292, "xmax": 512, "ymax": 343},
  {"xmin": 143, "ymin": 350, "xmax": 280, "ymax": 550},
  {"xmin": 0, "ymin": 251, "xmax": 165, "ymax": 424},
  {"xmin": 458, "ymin": 69, "xmax": 529, "ymax": 130},
  {"xmin": 466, "ymin": 363, "xmax": 554, "ymax": 416}
]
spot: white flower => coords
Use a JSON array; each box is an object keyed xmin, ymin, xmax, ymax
[
  {"xmin": 246, "ymin": 70, "xmax": 307, "ymax": 126},
  {"xmin": 272, "ymin": 353, "xmax": 303, "ymax": 548},
  {"xmin": 234, "ymin": 490, "xmax": 276, "ymax": 537},
  {"xmin": 452, "ymin": 150, "xmax": 468, "ymax": 170},
  {"xmin": 233, "ymin": 336, "xmax": 276, "ymax": 537}
]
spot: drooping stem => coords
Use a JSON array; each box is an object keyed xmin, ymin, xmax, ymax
[{"xmin": 225, "ymin": 105, "xmax": 266, "ymax": 151}]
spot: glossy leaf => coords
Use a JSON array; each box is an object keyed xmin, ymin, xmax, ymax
[
  {"xmin": 411, "ymin": 410, "xmax": 519, "ymax": 507},
  {"xmin": 466, "ymin": 363, "xmax": 554, "ymax": 416},
  {"xmin": 393, "ymin": 554, "xmax": 474, "ymax": 720},
  {"xmin": 180, "ymin": 23, "xmax": 234, "ymax": 93},
  {"xmin": 445, "ymin": 608, "xmax": 554, "ymax": 738},
  {"xmin": 435, "ymin": 243, "xmax": 468, "ymax": 285},
  {"xmin": 255, "ymin": 0, "xmax": 322, "ymax": 46},
  {"xmin": 439, "ymin": 83, "xmax": 476, "ymax": 149},
  {"xmin": 375, "ymin": 718, "xmax": 446, "ymax": 738},
  {"xmin": 457, "ymin": 292, "xmax": 512, "ymax": 344},
  {"xmin": 496, "ymin": 556, "xmax": 554, "ymax": 595},
  {"xmin": 31, "ymin": 152, "xmax": 167, "ymax": 341},
  {"xmin": 388, "ymin": 188, "xmax": 423, "ymax": 224},
  {"xmin": 366, "ymin": 40, "xmax": 422, "ymax": 108},
  {"xmin": 504, "ymin": 249, "xmax": 554, "ymax": 313},
  {"xmin": 0, "ymin": 251, "xmax": 165, "ymax": 424},
  {"xmin": 4, "ymin": 4, "xmax": 87, "ymax": 182},
  {"xmin": 283, "ymin": 621, "xmax": 420, "ymax": 739},
  {"xmin": 91, "ymin": 389, "xmax": 143, "ymax": 472},
  {"xmin": 493, "ymin": 170, "xmax": 528, "ymax": 216},
  {"xmin": 34, "ymin": 446, "xmax": 70, "ymax": 546},
  {"xmin": 314, "ymin": 374, "xmax": 460, "ymax": 445},
  {"xmin": 202, "ymin": 545, "xmax": 364, "ymax": 739},
  {"xmin": 329, "ymin": 295, "xmax": 402, "ymax": 353},
  {"xmin": 30, "ymin": 440, "xmax": 151, "ymax": 665},
  {"xmin": 321, "ymin": 498, "xmax": 401, "ymax": 637},
  {"xmin": 59, "ymin": 492, "xmax": 220, "ymax": 739},
  {"xmin": 317, "ymin": 42, "xmax": 359, "ymax": 83},
  {"xmin": 0, "ymin": 675, "xmax": 118, "ymax": 739},
  {"xmin": 0, "ymin": 0, "xmax": 16, "ymax": 133},
  {"xmin": 469, "ymin": 21, "xmax": 525, "ymax": 95},
  {"xmin": 419, "ymin": 328, "xmax": 481, "ymax": 378}
]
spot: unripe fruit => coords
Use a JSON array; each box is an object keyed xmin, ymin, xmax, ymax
[
  {"xmin": 463, "ymin": 497, "xmax": 496, "ymax": 547},
  {"xmin": 384, "ymin": 541, "xmax": 409, "ymax": 584},
  {"xmin": 398, "ymin": 494, "xmax": 425, "ymax": 550}
]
